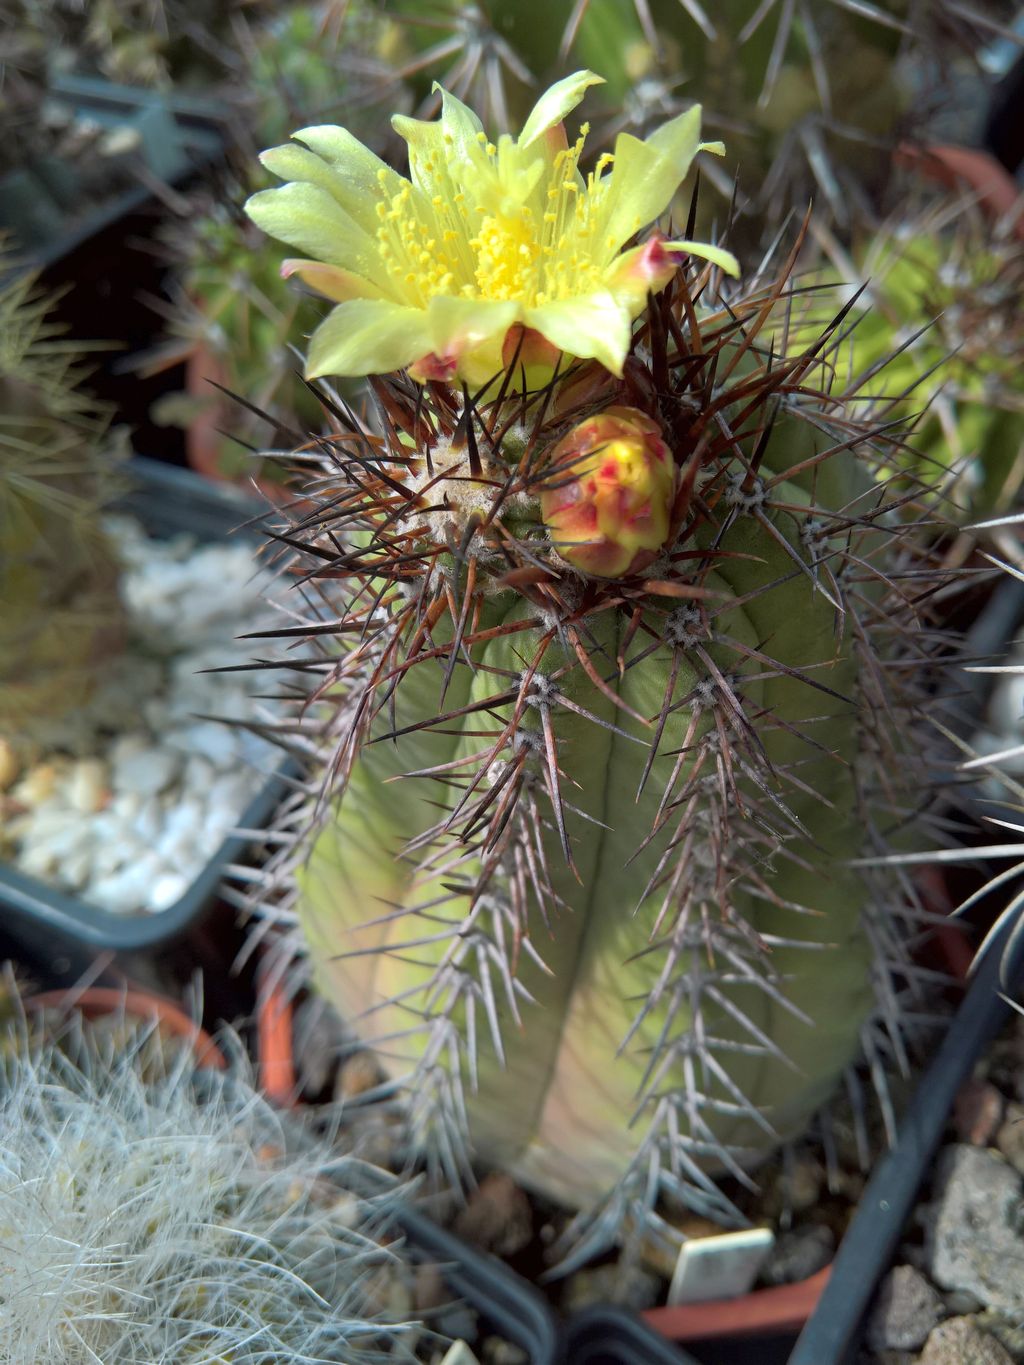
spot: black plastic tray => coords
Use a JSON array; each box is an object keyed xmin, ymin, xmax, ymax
[
  {"xmin": 1, "ymin": 75, "xmax": 225, "ymax": 273},
  {"xmin": 0, "ymin": 457, "xmax": 291, "ymax": 970},
  {"xmin": 564, "ymin": 1307, "xmax": 701, "ymax": 1364},
  {"xmin": 790, "ymin": 911, "xmax": 1024, "ymax": 1364},
  {"xmin": 397, "ymin": 1205, "xmax": 560, "ymax": 1365}
]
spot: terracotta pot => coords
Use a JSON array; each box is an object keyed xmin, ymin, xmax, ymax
[
  {"xmin": 895, "ymin": 142, "xmax": 1024, "ymax": 237},
  {"xmin": 184, "ymin": 341, "xmax": 298, "ymax": 507},
  {"xmin": 256, "ymin": 963, "xmax": 297, "ymax": 1106},
  {"xmin": 184, "ymin": 341, "xmax": 232, "ymax": 485},
  {"xmin": 643, "ymin": 1266, "xmax": 831, "ymax": 1342},
  {"xmin": 27, "ymin": 984, "xmax": 226, "ymax": 1071}
]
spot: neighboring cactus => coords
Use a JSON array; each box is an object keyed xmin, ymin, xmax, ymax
[
  {"xmin": 150, "ymin": 2, "xmax": 407, "ymax": 483},
  {"xmin": 0, "ymin": 258, "xmax": 126, "ymax": 733},
  {"xmin": 0, "ymin": 1011, "xmax": 461, "ymax": 1363},
  {"xmin": 244, "ymin": 1, "xmax": 403, "ymax": 150},
  {"xmin": 243, "ymin": 74, "xmax": 958, "ymax": 1262},
  {"xmin": 836, "ymin": 207, "xmax": 1024, "ymax": 520},
  {"xmin": 151, "ymin": 200, "xmax": 325, "ymax": 483}
]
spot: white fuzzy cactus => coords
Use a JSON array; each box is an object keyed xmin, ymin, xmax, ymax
[{"xmin": 0, "ymin": 1016, "xmax": 445, "ymax": 1363}]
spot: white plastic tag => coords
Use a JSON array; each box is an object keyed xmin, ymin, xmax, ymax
[{"xmin": 668, "ymin": 1227, "xmax": 776, "ymax": 1305}]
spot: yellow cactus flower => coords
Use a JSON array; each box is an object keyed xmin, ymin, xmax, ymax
[{"xmin": 245, "ymin": 71, "xmax": 738, "ymax": 389}]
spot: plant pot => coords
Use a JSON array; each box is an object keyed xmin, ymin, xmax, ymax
[
  {"xmin": 0, "ymin": 456, "xmax": 293, "ymax": 982},
  {"xmin": 565, "ymin": 1306, "xmax": 702, "ymax": 1364},
  {"xmin": 184, "ymin": 340, "xmax": 299, "ymax": 504},
  {"xmin": 986, "ymin": 50, "xmax": 1024, "ymax": 177},
  {"xmin": 25, "ymin": 982, "xmax": 227, "ymax": 1071},
  {"xmin": 0, "ymin": 76, "xmax": 225, "ymax": 273},
  {"xmin": 789, "ymin": 910, "xmax": 1024, "ymax": 1364},
  {"xmin": 895, "ymin": 141, "xmax": 1023, "ymax": 236}
]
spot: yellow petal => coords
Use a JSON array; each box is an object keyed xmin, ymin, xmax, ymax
[
  {"xmin": 260, "ymin": 143, "xmax": 351, "ymax": 203},
  {"xmin": 519, "ymin": 70, "xmax": 605, "ymax": 149},
  {"xmin": 281, "ymin": 259, "xmax": 386, "ymax": 304},
  {"xmin": 245, "ymin": 183, "xmax": 385, "ymax": 285},
  {"xmin": 601, "ymin": 106, "xmax": 704, "ymax": 251},
  {"xmin": 391, "ymin": 113, "xmax": 447, "ymax": 192},
  {"xmin": 525, "ymin": 293, "xmax": 633, "ymax": 377},
  {"xmin": 292, "ymin": 124, "xmax": 407, "ymax": 229},
  {"xmin": 663, "ymin": 239, "xmax": 740, "ymax": 277},
  {"xmin": 644, "ymin": 103, "xmax": 704, "ymax": 167},
  {"xmin": 393, "ymin": 86, "xmax": 487, "ymax": 195},
  {"xmin": 437, "ymin": 83, "xmax": 487, "ymax": 152},
  {"xmin": 427, "ymin": 296, "xmax": 522, "ymax": 388},
  {"xmin": 306, "ymin": 300, "xmax": 432, "ymax": 379}
]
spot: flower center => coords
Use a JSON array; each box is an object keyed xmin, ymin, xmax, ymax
[
  {"xmin": 472, "ymin": 211, "xmax": 541, "ymax": 301},
  {"xmin": 374, "ymin": 123, "xmax": 616, "ymax": 311}
]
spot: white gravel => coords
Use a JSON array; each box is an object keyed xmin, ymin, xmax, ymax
[{"xmin": 0, "ymin": 515, "xmax": 282, "ymax": 915}]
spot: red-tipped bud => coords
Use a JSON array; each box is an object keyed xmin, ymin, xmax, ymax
[{"xmin": 540, "ymin": 407, "xmax": 674, "ymax": 578}]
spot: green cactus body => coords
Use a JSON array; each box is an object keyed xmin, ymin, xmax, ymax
[{"xmin": 296, "ymin": 367, "xmax": 897, "ymax": 1217}]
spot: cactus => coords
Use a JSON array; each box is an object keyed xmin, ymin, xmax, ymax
[
  {"xmin": 835, "ymin": 207, "xmax": 1024, "ymax": 521},
  {"xmin": 0, "ymin": 1010, "xmax": 463, "ymax": 1362},
  {"xmin": 243, "ymin": 73, "xmax": 957, "ymax": 1261},
  {"xmin": 0, "ymin": 256, "xmax": 126, "ymax": 734}
]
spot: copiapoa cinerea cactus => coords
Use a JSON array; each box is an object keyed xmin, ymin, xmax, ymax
[{"xmin": 242, "ymin": 70, "xmax": 960, "ymax": 1264}]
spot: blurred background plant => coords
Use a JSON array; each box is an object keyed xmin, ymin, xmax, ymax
[
  {"xmin": 379, "ymin": 0, "xmax": 1021, "ymax": 247},
  {"xmin": 99, "ymin": 0, "xmax": 1018, "ymax": 487},
  {"xmin": 142, "ymin": 1, "xmax": 409, "ymax": 483},
  {"xmin": 824, "ymin": 197, "xmax": 1024, "ymax": 527},
  {"xmin": 0, "ymin": 251, "xmax": 128, "ymax": 742}
]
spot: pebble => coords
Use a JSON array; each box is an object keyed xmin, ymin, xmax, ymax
[
  {"xmin": 944, "ymin": 1289, "xmax": 985, "ymax": 1315},
  {"xmin": 167, "ymin": 721, "xmax": 242, "ymax": 770},
  {"xmin": 974, "ymin": 1311, "xmax": 1024, "ymax": 1362},
  {"xmin": 112, "ymin": 743, "xmax": 180, "ymax": 797},
  {"xmin": 917, "ymin": 1316, "xmax": 1014, "ymax": 1364},
  {"xmin": 866, "ymin": 1265, "xmax": 945, "ymax": 1352},
  {"xmin": 760, "ymin": 1224, "xmax": 835, "ymax": 1286},
  {"xmin": 336, "ymin": 1052, "xmax": 385, "ymax": 1099},
  {"xmin": 925, "ymin": 1145, "xmax": 1024, "ymax": 1315},
  {"xmin": 479, "ymin": 1339, "xmax": 528, "ymax": 1365},
  {"xmin": 0, "ymin": 516, "xmax": 282, "ymax": 917},
  {"xmin": 149, "ymin": 872, "xmax": 190, "ymax": 912},
  {"xmin": 954, "ymin": 1080, "xmax": 1004, "ymax": 1147},
  {"xmin": 66, "ymin": 758, "xmax": 109, "ymax": 814},
  {"xmin": 12, "ymin": 762, "xmax": 60, "ymax": 807},
  {"xmin": 996, "ymin": 1103, "xmax": 1024, "ymax": 1176},
  {"xmin": 454, "ymin": 1173, "xmax": 533, "ymax": 1258},
  {"xmin": 563, "ymin": 1262, "xmax": 662, "ymax": 1313}
]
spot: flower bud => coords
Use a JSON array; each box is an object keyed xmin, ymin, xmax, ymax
[{"xmin": 541, "ymin": 407, "xmax": 674, "ymax": 578}]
